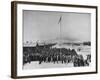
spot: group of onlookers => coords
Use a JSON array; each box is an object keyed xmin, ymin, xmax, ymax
[{"xmin": 23, "ymin": 46, "xmax": 91, "ymax": 67}]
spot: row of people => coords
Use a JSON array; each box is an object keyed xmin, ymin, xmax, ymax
[
  {"xmin": 23, "ymin": 47, "xmax": 91, "ymax": 67},
  {"xmin": 38, "ymin": 54, "xmax": 72, "ymax": 64},
  {"xmin": 23, "ymin": 53, "xmax": 91, "ymax": 67}
]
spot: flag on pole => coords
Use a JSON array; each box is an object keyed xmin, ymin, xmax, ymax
[{"xmin": 58, "ymin": 16, "xmax": 62, "ymax": 24}]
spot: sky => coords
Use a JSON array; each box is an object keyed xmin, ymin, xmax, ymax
[{"xmin": 23, "ymin": 10, "xmax": 91, "ymax": 43}]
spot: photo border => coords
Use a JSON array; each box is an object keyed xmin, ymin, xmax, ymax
[{"xmin": 11, "ymin": 1, "xmax": 98, "ymax": 79}]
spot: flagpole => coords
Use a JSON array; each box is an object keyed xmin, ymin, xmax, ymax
[
  {"xmin": 59, "ymin": 15, "xmax": 62, "ymax": 54},
  {"xmin": 60, "ymin": 16, "xmax": 61, "ymax": 46},
  {"xmin": 58, "ymin": 15, "xmax": 62, "ymax": 55},
  {"xmin": 60, "ymin": 16, "xmax": 62, "ymax": 46},
  {"xmin": 58, "ymin": 15, "xmax": 62, "ymax": 46},
  {"xmin": 60, "ymin": 16, "xmax": 61, "ymax": 55}
]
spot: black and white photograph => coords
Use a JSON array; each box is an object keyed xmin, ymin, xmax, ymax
[
  {"xmin": 23, "ymin": 10, "xmax": 91, "ymax": 69},
  {"xmin": 11, "ymin": 1, "xmax": 97, "ymax": 78}
]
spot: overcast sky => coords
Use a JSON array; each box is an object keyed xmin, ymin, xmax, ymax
[{"xmin": 23, "ymin": 10, "xmax": 91, "ymax": 43}]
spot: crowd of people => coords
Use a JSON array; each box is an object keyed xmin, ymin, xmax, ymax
[{"xmin": 23, "ymin": 44, "xmax": 91, "ymax": 67}]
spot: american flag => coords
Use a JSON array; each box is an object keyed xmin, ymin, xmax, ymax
[{"xmin": 58, "ymin": 16, "xmax": 62, "ymax": 24}]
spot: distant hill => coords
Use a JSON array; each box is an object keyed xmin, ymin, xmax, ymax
[{"xmin": 23, "ymin": 39, "xmax": 91, "ymax": 47}]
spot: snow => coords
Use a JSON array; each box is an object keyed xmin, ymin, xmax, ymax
[{"xmin": 23, "ymin": 61, "xmax": 73, "ymax": 69}]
